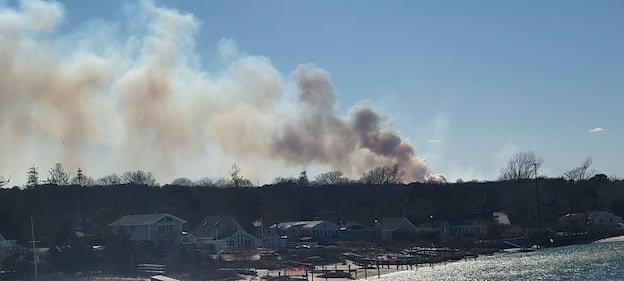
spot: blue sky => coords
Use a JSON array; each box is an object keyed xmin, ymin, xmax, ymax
[{"xmin": 2, "ymin": 0, "xmax": 622, "ymax": 183}]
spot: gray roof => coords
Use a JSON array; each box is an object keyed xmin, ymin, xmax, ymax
[
  {"xmin": 108, "ymin": 213, "xmax": 186, "ymax": 227},
  {"xmin": 379, "ymin": 217, "xmax": 413, "ymax": 231},
  {"xmin": 273, "ymin": 220, "xmax": 337, "ymax": 230},
  {"xmin": 193, "ymin": 215, "xmax": 255, "ymax": 239}
]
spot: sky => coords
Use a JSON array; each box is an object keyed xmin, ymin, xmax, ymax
[{"xmin": 0, "ymin": 0, "xmax": 622, "ymax": 185}]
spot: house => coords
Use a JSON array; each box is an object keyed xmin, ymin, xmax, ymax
[
  {"xmin": 439, "ymin": 220, "xmax": 489, "ymax": 238},
  {"xmin": 108, "ymin": 213, "xmax": 186, "ymax": 248},
  {"xmin": 378, "ymin": 217, "xmax": 417, "ymax": 240},
  {"xmin": 451, "ymin": 224, "xmax": 488, "ymax": 237},
  {"xmin": 192, "ymin": 215, "xmax": 260, "ymax": 251},
  {"xmin": 412, "ymin": 222, "xmax": 441, "ymax": 239},
  {"xmin": 438, "ymin": 221, "xmax": 452, "ymax": 235},
  {"xmin": 267, "ymin": 220, "xmax": 340, "ymax": 248},
  {"xmin": 339, "ymin": 221, "xmax": 381, "ymax": 241},
  {"xmin": 587, "ymin": 211, "xmax": 622, "ymax": 225},
  {"xmin": 558, "ymin": 213, "xmax": 587, "ymax": 228},
  {"xmin": 0, "ymin": 232, "xmax": 18, "ymax": 259}
]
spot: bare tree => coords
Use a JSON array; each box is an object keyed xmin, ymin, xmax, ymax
[
  {"xmin": 96, "ymin": 174, "xmax": 122, "ymax": 185},
  {"xmin": 195, "ymin": 177, "xmax": 216, "ymax": 187},
  {"xmin": 47, "ymin": 163, "xmax": 70, "ymax": 185},
  {"xmin": 499, "ymin": 151, "xmax": 543, "ymax": 180},
  {"xmin": 238, "ymin": 178, "xmax": 253, "ymax": 187},
  {"xmin": 563, "ymin": 157, "xmax": 595, "ymax": 181},
  {"xmin": 122, "ymin": 170, "xmax": 157, "ymax": 186},
  {"xmin": 229, "ymin": 163, "xmax": 252, "ymax": 187},
  {"xmin": 314, "ymin": 171, "xmax": 349, "ymax": 186},
  {"xmin": 26, "ymin": 165, "xmax": 39, "ymax": 188},
  {"xmin": 360, "ymin": 164, "xmax": 405, "ymax": 185},
  {"xmin": 0, "ymin": 175, "xmax": 10, "ymax": 188},
  {"xmin": 590, "ymin": 173, "xmax": 609, "ymax": 183},
  {"xmin": 171, "ymin": 177, "xmax": 194, "ymax": 186},
  {"xmin": 214, "ymin": 177, "xmax": 230, "ymax": 187},
  {"xmin": 273, "ymin": 176, "xmax": 296, "ymax": 184},
  {"xmin": 230, "ymin": 163, "xmax": 242, "ymax": 187},
  {"xmin": 297, "ymin": 171, "xmax": 309, "ymax": 187}
]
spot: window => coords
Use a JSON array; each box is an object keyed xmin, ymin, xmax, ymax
[
  {"xmin": 158, "ymin": 224, "xmax": 174, "ymax": 234},
  {"xmin": 130, "ymin": 226, "xmax": 136, "ymax": 232}
]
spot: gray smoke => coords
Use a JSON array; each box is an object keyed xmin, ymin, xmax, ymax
[
  {"xmin": 0, "ymin": 0, "xmax": 439, "ymax": 183},
  {"xmin": 268, "ymin": 65, "xmax": 433, "ymax": 182}
]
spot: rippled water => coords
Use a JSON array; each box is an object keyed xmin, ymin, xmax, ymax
[{"xmin": 374, "ymin": 241, "xmax": 624, "ymax": 281}]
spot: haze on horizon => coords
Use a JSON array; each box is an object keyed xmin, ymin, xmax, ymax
[{"xmin": 0, "ymin": 0, "xmax": 622, "ymax": 185}]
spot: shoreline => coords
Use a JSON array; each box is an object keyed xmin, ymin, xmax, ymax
[
  {"xmin": 596, "ymin": 234, "xmax": 624, "ymax": 243},
  {"xmin": 247, "ymin": 257, "xmax": 479, "ymax": 281},
  {"xmin": 41, "ymin": 238, "xmax": 624, "ymax": 281}
]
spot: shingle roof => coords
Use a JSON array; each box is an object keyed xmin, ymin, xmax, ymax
[
  {"xmin": 193, "ymin": 215, "xmax": 254, "ymax": 239},
  {"xmin": 108, "ymin": 213, "xmax": 186, "ymax": 227},
  {"xmin": 379, "ymin": 217, "xmax": 410, "ymax": 230},
  {"xmin": 273, "ymin": 221, "xmax": 336, "ymax": 230}
]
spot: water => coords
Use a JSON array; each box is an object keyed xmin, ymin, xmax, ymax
[{"xmin": 374, "ymin": 241, "xmax": 624, "ymax": 281}]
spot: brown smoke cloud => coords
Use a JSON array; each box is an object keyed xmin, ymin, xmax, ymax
[
  {"xmin": 0, "ymin": 0, "xmax": 438, "ymax": 184},
  {"xmin": 267, "ymin": 65, "xmax": 431, "ymax": 181}
]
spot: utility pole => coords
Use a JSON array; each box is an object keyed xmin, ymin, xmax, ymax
[
  {"xmin": 533, "ymin": 163, "xmax": 542, "ymax": 227},
  {"xmin": 260, "ymin": 217, "xmax": 264, "ymax": 248},
  {"xmin": 30, "ymin": 216, "xmax": 38, "ymax": 281}
]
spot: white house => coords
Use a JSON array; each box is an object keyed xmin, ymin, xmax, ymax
[
  {"xmin": 268, "ymin": 220, "xmax": 340, "ymax": 248},
  {"xmin": 192, "ymin": 215, "xmax": 260, "ymax": 251},
  {"xmin": 587, "ymin": 211, "xmax": 622, "ymax": 225},
  {"xmin": 378, "ymin": 217, "xmax": 418, "ymax": 240},
  {"xmin": 439, "ymin": 220, "xmax": 489, "ymax": 238},
  {"xmin": 451, "ymin": 224, "xmax": 488, "ymax": 237},
  {"xmin": 108, "ymin": 213, "xmax": 186, "ymax": 248}
]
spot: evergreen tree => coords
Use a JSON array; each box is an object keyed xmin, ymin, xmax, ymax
[{"xmin": 26, "ymin": 165, "xmax": 39, "ymax": 188}]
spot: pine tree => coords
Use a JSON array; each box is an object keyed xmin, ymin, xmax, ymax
[{"xmin": 26, "ymin": 165, "xmax": 39, "ymax": 188}]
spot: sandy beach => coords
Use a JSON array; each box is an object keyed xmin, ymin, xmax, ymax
[{"xmin": 596, "ymin": 235, "xmax": 624, "ymax": 243}]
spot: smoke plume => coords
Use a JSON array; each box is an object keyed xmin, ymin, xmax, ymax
[{"xmin": 0, "ymin": 0, "xmax": 439, "ymax": 184}]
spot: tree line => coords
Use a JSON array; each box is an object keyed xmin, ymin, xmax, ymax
[
  {"xmin": 6, "ymin": 162, "xmax": 411, "ymax": 189},
  {"xmin": 1, "ymin": 151, "xmax": 614, "ymax": 190},
  {"xmin": 498, "ymin": 151, "xmax": 602, "ymax": 182},
  {"xmin": 21, "ymin": 164, "xmax": 158, "ymax": 188}
]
